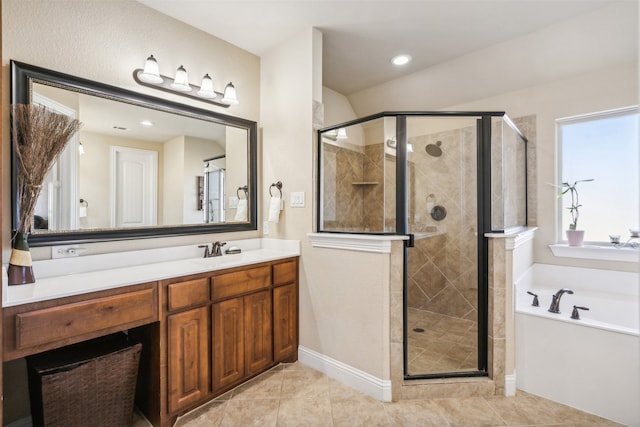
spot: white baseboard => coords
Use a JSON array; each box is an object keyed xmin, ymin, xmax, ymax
[
  {"xmin": 298, "ymin": 346, "xmax": 392, "ymax": 402},
  {"xmin": 505, "ymin": 373, "xmax": 517, "ymax": 397}
]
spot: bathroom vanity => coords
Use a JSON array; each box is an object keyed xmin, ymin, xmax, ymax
[{"xmin": 2, "ymin": 243, "xmax": 299, "ymax": 427}]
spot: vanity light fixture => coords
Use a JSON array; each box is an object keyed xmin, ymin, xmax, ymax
[
  {"xmin": 170, "ymin": 65, "xmax": 192, "ymax": 92},
  {"xmin": 138, "ymin": 55, "xmax": 163, "ymax": 84},
  {"xmin": 222, "ymin": 82, "xmax": 239, "ymax": 105},
  {"xmin": 197, "ymin": 74, "xmax": 216, "ymax": 99},
  {"xmin": 133, "ymin": 55, "xmax": 238, "ymax": 108}
]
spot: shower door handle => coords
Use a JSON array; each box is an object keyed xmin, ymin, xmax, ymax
[{"xmin": 405, "ymin": 234, "xmax": 415, "ymax": 247}]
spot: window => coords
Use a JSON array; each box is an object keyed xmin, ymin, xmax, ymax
[{"xmin": 557, "ymin": 106, "xmax": 639, "ymax": 243}]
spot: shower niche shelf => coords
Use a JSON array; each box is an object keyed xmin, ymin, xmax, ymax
[{"xmin": 352, "ymin": 181, "xmax": 379, "ymax": 185}]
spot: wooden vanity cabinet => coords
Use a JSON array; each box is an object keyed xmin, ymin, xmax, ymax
[
  {"xmin": 273, "ymin": 260, "xmax": 299, "ymax": 363},
  {"xmin": 161, "ymin": 257, "xmax": 299, "ymax": 425},
  {"xmin": 212, "ymin": 265, "xmax": 273, "ymax": 391},
  {"xmin": 1, "ymin": 257, "xmax": 298, "ymax": 427},
  {"xmin": 165, "ymin": 278, "xmax": 210, "ymax": 414},
  {"xmin": 2, "ymin": 281, "xmax": 159, "ymax": 361}
]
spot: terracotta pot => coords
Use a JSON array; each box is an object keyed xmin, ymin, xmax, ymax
[
  {"xmin": 7, "ymin": 231, "xmax": 35, "ymax": 285},
  {"xmin": 566, "ymin": 229, "xmax": 585, "ymax": 247}
]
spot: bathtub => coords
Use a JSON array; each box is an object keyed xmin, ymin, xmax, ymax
[{"xmin": 515, "ymin": 264, "xmax": 639, "ymax": 427}]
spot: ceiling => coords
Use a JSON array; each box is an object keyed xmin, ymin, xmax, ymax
[{"xmin": 136, "ymin": 0, "xmax": 621, "ymax": 95}]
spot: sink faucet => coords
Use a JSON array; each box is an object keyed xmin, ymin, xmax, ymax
[
  {"xmin": 211, "ymin": 241, "xmax": 226, "ymax": 257},
  {"xmin": 197, "ymin": 241, "xmax": 227, "ymax": 257},
  {"xmin": 548, "ymin": 288, "xmax": 574, "ymax": 313},
  {"xmin": 198, "ymin": 244, "xmax": 212, "ymax": 258}
]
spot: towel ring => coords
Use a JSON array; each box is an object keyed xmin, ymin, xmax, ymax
[
  {"xmin": 237, "ymin": 185, "xmax": 248, "ymax": 199},
  {"xmin": 79, "ymin": 198, "xmax": 89, "ymax": 207},
  {"xmin": 269, "ymin": 181, "xmax": 283, "ymax": 198}
]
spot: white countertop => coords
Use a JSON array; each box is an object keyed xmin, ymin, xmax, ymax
[{"xmin": 3, "ymin": 238, "xmax": 300, "ymax": 308}]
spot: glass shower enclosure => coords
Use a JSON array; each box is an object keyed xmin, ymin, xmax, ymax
[{"xmin": 317, "ymin": 112, "xmax": 528, "ymax": 379}]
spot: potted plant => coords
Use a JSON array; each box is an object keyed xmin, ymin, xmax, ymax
[{"xmin": 558, "ymin": 179, "xmax": 594, "ymax": 247}]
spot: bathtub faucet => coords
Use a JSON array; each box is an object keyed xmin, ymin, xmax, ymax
[{"xmin": 548, "ymin": 288, "xmax": 574, "ymax": 314}]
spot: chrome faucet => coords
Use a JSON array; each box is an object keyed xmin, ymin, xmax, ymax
[
  {"xmin": 548, "ymin": 288, "xmax": 574, "ymax": 314},
  {"xmin": 211, "ymin": 241, "xmax": 226, "ymax": 257}
]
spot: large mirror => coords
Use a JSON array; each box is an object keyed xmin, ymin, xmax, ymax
[{"xmin": 11, "ymin": 61, "xmax": 257, "ymax": 246}]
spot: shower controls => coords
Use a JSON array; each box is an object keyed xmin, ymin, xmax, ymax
[{"xmin": 430, "ymin": 205, "xmax": 447, "ymax": 221}]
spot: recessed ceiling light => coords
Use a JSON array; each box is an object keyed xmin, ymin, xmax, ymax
[
  {"xmin": 391, "ymin": 54, "xmax": 412, "ymax": 66},
  {"xmin": 140, "ymin": 120, "xmax": 153, "ymax": 126}
]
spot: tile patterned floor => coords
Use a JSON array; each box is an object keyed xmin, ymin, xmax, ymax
[
  {"xmin": 166, "ymin": 362, "xmax": 623, "ymax": 427},
  {"xmin": 407, "ymin": 308, "xmax": 478, "ymax": 375}
]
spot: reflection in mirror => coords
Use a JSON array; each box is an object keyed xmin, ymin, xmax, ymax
[
  {"xmin": 11, "ymin": 60, "xmax": 257, "ymax": 245},
  {"xmin": 32, "ymin": 82, "xmax": 249, "ymax": 232},
  {"xmin": 204, "ymin": 155, "xmax": 225, "ymax": 223}
]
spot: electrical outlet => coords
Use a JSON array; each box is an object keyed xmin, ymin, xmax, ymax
[{"xmin": 263, "ymin": 221, "xmax": 269, "ymax": 235}]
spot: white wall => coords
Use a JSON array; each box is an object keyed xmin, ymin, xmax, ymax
[
  {"xmin": 2, "ymin": 0, "xmax": 261, "ymax": 259},
  {"xmin": 342, "ymin": 2, "xmax": 638, "ymax": 273},
  {"xmin": 348, "ymin": 2, "xmax": 637, "ymax": 115},
  {"xmin": 448, "ymin": 64, "xmax": 638, "ymax": 272}
]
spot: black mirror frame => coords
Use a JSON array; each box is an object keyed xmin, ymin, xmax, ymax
[{"xmin": 10, "ymin": 60, "xmax": 258, "ymax": 246}]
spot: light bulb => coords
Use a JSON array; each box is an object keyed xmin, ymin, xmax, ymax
[
  {"xmin": 222, "ymin": 82, "xmax": 239, "ymax": 105},
  {"xmin": 170, "ymin": 65, "xmax": 192, "ymax": 92},
  {"xmin": 139, "ymin": 55, "xmax": 163, "ymax": 84},
  {"xmin": 197, "ymin": 74, "xmax": 216, "ymax": 99}
]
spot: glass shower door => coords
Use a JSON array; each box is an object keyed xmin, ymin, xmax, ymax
[{"xmin": 404, "ymin": 116, "xmax": 481, "ymax": 377}]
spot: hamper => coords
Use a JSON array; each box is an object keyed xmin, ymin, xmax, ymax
[{"xmin": 26, "ymin": 333, "xmax": 142, "ymax": 427}]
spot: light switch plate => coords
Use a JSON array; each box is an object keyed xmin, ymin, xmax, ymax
[{"xmin": 290, "ymin": 192, "xmax": 305, "ymax": 207}]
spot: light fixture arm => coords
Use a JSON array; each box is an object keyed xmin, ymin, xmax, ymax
[{"xmin": 133, "ymin": 69, "xmax": 232, "ymax": 108}]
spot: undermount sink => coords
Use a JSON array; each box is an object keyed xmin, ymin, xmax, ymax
[{"xmin": 188, "ymin": 251, "xmax": 260, "ymax": 267}]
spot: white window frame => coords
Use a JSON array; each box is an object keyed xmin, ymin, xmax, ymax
[{"xmin": 553, "ymin": 106, "xmax": 639, "ymax": 262}]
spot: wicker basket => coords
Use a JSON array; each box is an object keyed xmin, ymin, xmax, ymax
[{"xmin": 26, "ymin": 334, "xmax": 142, "ymax": 427}]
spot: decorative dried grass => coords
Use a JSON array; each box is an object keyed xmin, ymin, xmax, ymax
[{"xmin": 11, "ymin": 103, "xmax": 82, "ymax": 235}]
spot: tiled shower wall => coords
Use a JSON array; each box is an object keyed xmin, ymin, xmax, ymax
[
  {"xmin": 406, "ymin": 126, "xmax": 478, "ymax": 321},
  {"xmin": 406, "ymin": 115, "xmax": 535, "ymax": 319},
  {"xmin": 322, "ymin": 141, "xmax": 391, "ymax": 232}
]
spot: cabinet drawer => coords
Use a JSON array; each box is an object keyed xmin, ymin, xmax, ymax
[
  {"xmin": 16, "ymin": 289, "xmax": 157, "ymax": 349},
  {"xmin": 168, "ymin": 278, "xmax": 209, "ymax": 311},
  {"xmin": 273, "ymin": 260, "xmax": 297, "ymax": 286},
  {"xmin": 213, "ymin": 266, "xmax": 271, "ymax": 300}
]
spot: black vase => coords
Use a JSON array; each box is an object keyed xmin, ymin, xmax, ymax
[{"xmin": 8, "ymin": 231, "xmax": 35, "ymax": 285}]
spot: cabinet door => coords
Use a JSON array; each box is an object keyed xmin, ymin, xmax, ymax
[
  {"xmin": 273, "ymin": 283, "xmax": 298, "ymax": 362},
  {"xmin": 213, "ymin": 298, "xmax": 245, "ymax": 390},
  {"xmin": 168, "ymin": 306, "xmax": 209, "ymax": 414},
  {"xmin": 244, "ymin": 290, "xmax": 273, "ymax": 375}
]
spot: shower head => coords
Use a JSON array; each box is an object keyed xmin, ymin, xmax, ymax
[{"xmin": 425, "ymin": 140, "xmax": 442, "ymax": 157}]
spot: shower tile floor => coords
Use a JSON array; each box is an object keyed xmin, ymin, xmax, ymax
[
  {"xmin": 132, "ymin": 362, "xmax": 622, "ymax": 427},
  {"xmin": 406, "ymin": 307, "xmax": 478, "ymax": 375}
]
